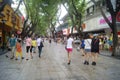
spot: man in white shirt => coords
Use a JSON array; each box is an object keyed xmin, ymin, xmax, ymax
[
  {"xmin": 66, "ymin": 35, "xmax": 74, "ymax": 65},
  {"xmin": 37, "ymin": 36, "xmax": 43, "ymax": 58}
]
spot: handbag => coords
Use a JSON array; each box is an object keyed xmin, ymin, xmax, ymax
[
  {"xmin": 7, "ymin": 47, "xmax": 11, "ymax": 51},
  {"xmin": 40, "ymin": 42, "xmax": 44, "ymax": 47}
]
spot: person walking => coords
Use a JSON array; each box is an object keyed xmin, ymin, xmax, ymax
[
  {"xmin": 91, "ymin": 34, "xmax": 99, "ymax": 66},
  {"xmin": 49, "ymin": 37, "xmax": 52, "ymax": 44},
  {"xmin": 84, "ymin": 34, "xmax": 92, "ymax": 65},
  {"xmin": 65, "ymin": 34, "xmax": 74, "ymax": 65},
  {"xmin": 37, "ymin": 36, "xmax": 44, "ymax": 58},
  {"xmin": 32, "ymin": 37, "xmax": 37, "ymax": 53},
  {"xmin": 25, "ymin": 35, "xmax": 33, "ymax": 60},
  {"xmin": 15, "ymin": 39, "xmax": 24, "ymax": 60},
  {"xmin": 6, "ymin": 34, "xmax": 17, "ymax": 59},
  {"xmin": 80, "ymin": 38, "xmax": 85, "ymax": 56}
]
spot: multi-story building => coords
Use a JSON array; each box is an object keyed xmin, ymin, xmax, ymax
[
  {"xmin": 56, "ymin": 0, "xmax": 120, "ymax": 38},
  {"xmin": 83, "ymin": 0, "xmax": 120, "ymax": 35}
]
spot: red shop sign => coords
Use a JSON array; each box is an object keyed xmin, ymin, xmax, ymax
[{"xmin": 116, "ymin": 12, "xmax": 120, "ymax": 22}]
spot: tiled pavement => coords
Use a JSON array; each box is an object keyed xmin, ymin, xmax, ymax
[{"xmin": 0, "ymin": 41, "xmax": 120, "ymax": 80}]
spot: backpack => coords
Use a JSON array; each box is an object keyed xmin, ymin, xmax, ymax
[
  {"xmin": 80, "ymin": 40, "xmax": 85, "ymax": 48},
  {"xmin": 40, "ymin": 42, "xmax": 44, "ymax": 47},
  {"xmin": 81, "ymin": 43, "xmax": 85, "ymax": 48}
]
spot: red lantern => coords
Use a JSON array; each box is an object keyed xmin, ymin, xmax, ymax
[{"xmin": 17, "ymin": 31, "xmax": 21, "ymax": 34}]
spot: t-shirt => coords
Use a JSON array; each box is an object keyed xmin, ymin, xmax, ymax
[
  {"xmin": 66, "ymin": 38, "xmax": 74, "ymax": 48},
  {"xmin": 37, "ymin": 38, "xmax": 42, "ymax": 46},
  {"xmin": 9, "ymin": 38, "xmax": 16, "ymax": 47},
  {"xmin": 26, "ymin": 38, "xmax": 32, "ymax": 46},
  {"xmin": 16, "ymin": 42, "xmax": 22, "ymax": 52},
  {"xmin": 84, "ymin": 39, "xmax": 92, "ymax": 49},
  {"xmin": 32, "ymin": 40, "xmax": 37, "ymax": 47},
  {"xmin": 80, "ymin": 40, "xmax": 85, "ymax": 48}
]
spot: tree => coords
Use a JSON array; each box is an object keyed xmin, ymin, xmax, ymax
[
  {"xmin": 22, "ymin": 0, "xmax": 41, "ymax": 37},
  {"xmin": 61, "ymin": 0, "xmax": 86, "ymax": 36},
  {"xmin": 40, "ymin": 0, "xmax": 61, "ymax": 38},
  {"xmin": 91, "ymin": 0, "xmax": 120, "ymax": 56},
  {"xmin": 21, "ymin": 0, "xmax": 61, "ymax": 38}
]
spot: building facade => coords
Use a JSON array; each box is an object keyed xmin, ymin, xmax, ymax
[
  {"xmin": 83, "ymin": 0, "xmax": 120, "ymax": 35},
  {"xmin": 0, "ymin": 4, "xmax": 23, "ymax": 49}
]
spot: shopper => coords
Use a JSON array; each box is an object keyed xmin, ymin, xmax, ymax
[
  {"xmin": 25, "ymin": 35, "xmax": 33, "ymax": 60},
  {"xmin": 80, "ymin": 38, "xmax": 85, "ymax": 56},
  {"xmin": 91, "ymin": 34, "xmax": 99, "ymax": 66},
  {"xmin": 84, "ymin": 34, "xmax": 92, "ymax": 65},
  {"xmin": 15, "ymin": 39, "xmax": 24, "ymax": 60},
  {"xmin": 6, "ymin": 34, "xmax": 17, "ymax": 59},
  {"xmin": 32, "ymin": 37, "xmax": 37, "ymax": 53},
  {"xmin": 66, "ymin": 34, "xmax": 74, "ymax": 65},
  {"xmin": 37, "ymin": 36, "xmax": 44, "ymax": 58}
]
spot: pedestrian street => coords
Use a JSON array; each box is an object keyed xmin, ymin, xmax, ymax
[{"xmin": 0, "ymin": 41, "xmax": 120, "ymax": 80}]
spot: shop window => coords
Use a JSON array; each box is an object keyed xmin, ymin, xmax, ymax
[
  {"xmin": 87, "ymin": 8, "xmax": 90, "ymax": 15},
  {"xmin": 89, "ymin": 6, "xmax": 93, "ymax": 13},
  {"xmin": 86, "ymin": 5, "xmax": 94, "ymax": 16}
]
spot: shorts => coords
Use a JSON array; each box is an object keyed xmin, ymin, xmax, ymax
[
  {"xmin": 66, "ymin": 48, "xmax": 72, "ymax": 53},
  {"xmin": 85, "ymin": 49, "xmax": 91, "ymax": 52},
  {"xmin": 26, "ymin": 46, "xmax": 32, "ymax": 53},
  {"xmin": 91, "ymin": 49, "xmax": 99, "ymax": 53},
  {"xmin": 80, "ymin": 47, "xmax": 85, "ymax": 49}
]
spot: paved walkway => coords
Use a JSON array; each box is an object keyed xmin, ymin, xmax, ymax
[
  {"xmin": 0, "ymin": 49, "xmax": 8, "ymax": 55},
  {"xmin": 0, "ymin": 40, "xmax": 120, "ymax": 80}
]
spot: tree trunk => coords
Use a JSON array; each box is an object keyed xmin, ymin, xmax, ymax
[
  {"xmin": 111, "ymin": 14, "xmax": 118, "ymax": 56},
  {"xmin": 21, "ymin": 16, "xmax": 29, "ymax": 39},
  {"xmin": 29, "ymin": 28, "xmax": 35, "ymax": 37},
  {"xmin": 23, "ymin": 24, "xmax": 36, "ymax": 38},
  {"xmin": 14, "ymin": 0, "xmax": 22, "ymax": 13}
]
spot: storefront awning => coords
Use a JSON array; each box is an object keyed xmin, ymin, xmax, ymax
[{"xmin": 83, "ymin": 28, "xmax": 106, "ymax": 34}]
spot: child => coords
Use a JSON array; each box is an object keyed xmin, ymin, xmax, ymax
[
  {"xmin": 15, "ymin": 39, "xmax": 24, "ymax": 60},
  {"xmin": 32, "ymin": 38, "xmax": 37, "ymax": 53}
]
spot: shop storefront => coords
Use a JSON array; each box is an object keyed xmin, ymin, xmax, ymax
[{"xmin": 0, "ymin": 4, "xmax": 23, "ymax": 49}]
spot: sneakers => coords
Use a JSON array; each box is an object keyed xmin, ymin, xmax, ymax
[
  {"xmin": 67, "ymin": 60, "xmax": 71, "ymax": 65},
  {"xmin": 84, "ymin": 61, "xmax": 89, "ymax": 65},
  {"xmin": 5, "ymin": 55, "xmax": 9, "ymax": 58},
  {"xmin": 84, "ymin": 61, "xmax": 87, "ymax": 64},
  {"xmin": 92, "ymin": 62, "xmax": 96, "ymax": 66},
  {"xmin": 10, "ymin": 56, "xmax": 14, "ymax": 59},
  {"xmin": 21, "ymin": 57, "xmax": 24, "ymax": 59},
  {"xmin": 15, "ymin": 58, "xmax": 18, "ymax": 60},
  {"xmin": 26, "ymin": 59, "xmax": 29, "ymax": 61}
]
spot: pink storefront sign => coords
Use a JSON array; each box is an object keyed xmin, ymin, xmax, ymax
[{"xmin": 99, "ymin": 16, "xmax": 112, "ymax": 25}]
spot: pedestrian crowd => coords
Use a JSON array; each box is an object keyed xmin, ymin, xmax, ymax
[
  {"xmin": 5, "ymin": 34, "xmax": 44, "ymax": 61},
  {"xmin": 4, "ymin": 33, "xmax": 116, "ymax": 67},
  {"xmin": 64, "ymin": 33, "xmax": 114, "ymax": 66}
]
